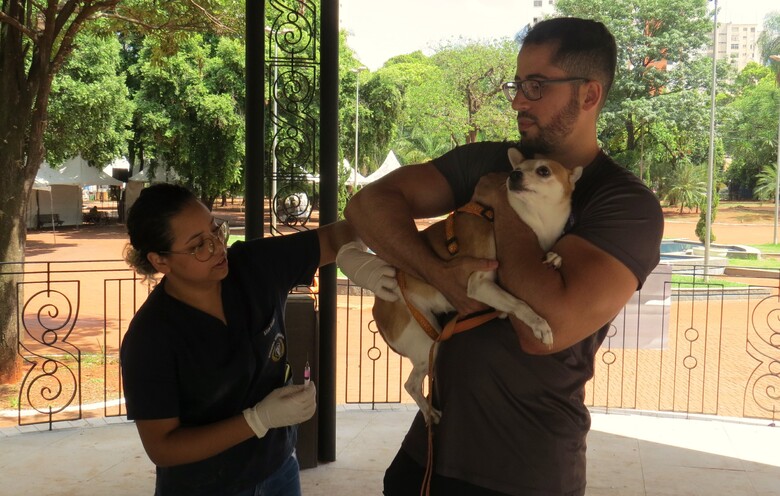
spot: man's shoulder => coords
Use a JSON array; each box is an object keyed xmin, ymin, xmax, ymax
[{"xmin": 584, "ymin": 152, "xmax": 654, "ymax": 193}]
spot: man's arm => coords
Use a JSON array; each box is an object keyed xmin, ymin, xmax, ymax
[{"xmin": 344, "ymin": 162, "xmax": 497, "ymax": 315}]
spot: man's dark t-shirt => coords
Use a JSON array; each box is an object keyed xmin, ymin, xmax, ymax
[{"xmin": 398, "ymin": 142, "xmax": 663, "ymax": 495}]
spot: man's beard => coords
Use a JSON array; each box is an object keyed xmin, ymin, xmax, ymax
[{"xmin": 518, "ymin": 94, "xmax": 580, "ymax": 156}]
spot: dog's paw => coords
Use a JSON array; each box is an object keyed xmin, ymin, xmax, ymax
[
  {"xmin": 530, "ymin": 318, "xmax": 554, "ymax": 347},
  {"xmin": 424, "ymin": 407, "xmax": 442, "ymax": 425},
  {"xmin": 543, "ymin": 251, "xmax": 562, "ymax": 269}
]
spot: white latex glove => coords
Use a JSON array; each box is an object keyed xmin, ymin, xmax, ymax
[
  {"xmin": 242, "ymin": 383, "xmax": 316, "ymax": 438},
  {"xmin": 336, "ymin": 241, "xmax": 399, "ymax": 301}
]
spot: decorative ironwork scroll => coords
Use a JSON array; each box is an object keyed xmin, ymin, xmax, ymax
[
  {"xmin": 267, "ymin": 1, "xmax": 319, "ymax": 234},
  {"xmin": 16, "ymin": 280, "xmax": 82, "ymax": 427},
  {"xmin": 745, "ymin": 293, "xmax": 780, "ymax": 421}
]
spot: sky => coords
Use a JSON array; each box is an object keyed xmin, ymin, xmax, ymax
[{"xmin": 339, "ymin": 0, "xmax": 780, "ymax": 71}]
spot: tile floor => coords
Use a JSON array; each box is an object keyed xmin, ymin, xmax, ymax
[{"xmin": 0, "ymin": 405, "xmax": 778, "ymax": 495}]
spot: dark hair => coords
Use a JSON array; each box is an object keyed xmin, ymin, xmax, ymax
[
  {"xmin": 522, "ymin": 17, "xmax": 617, "ymax": 106},
  {"xmin": 125, "ymin": 183, "xmax": 198, "ymax": 278}
]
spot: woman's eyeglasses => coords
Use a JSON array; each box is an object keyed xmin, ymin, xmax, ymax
[{"xmin": 160, "ymin": 220, "xmax": 230, "ymax": 262}]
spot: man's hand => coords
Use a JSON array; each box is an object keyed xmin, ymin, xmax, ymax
[{"xmin": 425, "ymin": 256, "xmax": 499, "ymax": 316}]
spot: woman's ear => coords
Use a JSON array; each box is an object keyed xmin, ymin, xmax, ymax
[{"xmin": 147, "ymin": 252, "xmax": 172, "ymax": 275}]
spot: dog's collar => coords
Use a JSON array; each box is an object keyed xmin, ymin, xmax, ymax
[{"xmin": 445, "ymin": 201, "xmax": 494, "ymax": 256}]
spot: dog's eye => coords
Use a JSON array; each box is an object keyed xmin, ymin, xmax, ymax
[{"xmin": 536, "ymin": 166, "xmax": 551, "ymax": 177}]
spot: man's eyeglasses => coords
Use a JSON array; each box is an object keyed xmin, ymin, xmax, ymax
[
  {"xmin": 501, "ymin": 78, "xmax": 588, "ymax": 102},
  {"xmin": 160, "ymin": 220, "xmax": 230, "ymax": 262}
]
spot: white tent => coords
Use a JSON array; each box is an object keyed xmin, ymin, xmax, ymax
[
  {"xmin": 125, "ymin": 167, "xmax": 181, "ymax": 220},
  {"xmin": 363, "ymin": 150, "xmax": 402, "ymax": 184},
  {"xmin": 103, "ymin": 157, "xmax": 130, "ymax": 185},
  {"xmin": 103, "ymin": 156, "xmax": 130, "ymax": 177},
  {"xmin": 59, "ymin": 155, "xmax": 124, "ymax": 187},
  {"xmin": 28, "ymin": 166, "xmax": 82, "ymax": 228},
  {"xmin": 342, "ymin": 158, "xmax": 370, "ymax": 187},
  {"xmin": 31, "ymin": 155, "xmax": 123, "ymax": 229},
  {"xmin": 128, "ymin": 167, "xmax": 180, "ymax": 183}
]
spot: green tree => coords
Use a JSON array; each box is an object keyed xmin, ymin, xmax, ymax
[
  {"xmin": 723, "ymin": 66, "xmax": 780, "ymax": 198},
  {"xmin": 44, "ymin": 30, "xmax": 133, "ymax": 166},
  {"xmin": 376, "ymin": 53, "xmax": 455, "ymax": 164},
  {"xmin": 427, "ymin": 38, "xmax": 518, "ymax": 145},
  {"xmin": 0, "ymin": 0, "xmax": 229, "ymax": 381},
  {"xmin": 758, "ymin": 11, "xmax": 780, "ymax": 70},
  {"xmin": 695, "ymin": 190, "xmax": 718, "ymax": 243},
  {"xmin": 342, "ymin": 70, "xmax": 403, "ymax": 175},
  {"xmin": 132, "ymin": 35, "xmax": 245, "ymax": 208},
  {"xmin": 753, "ymin": 163, "xmax": 778, "ymax": 201},
  {"xmin": 664, "ymin": 160, "xmax": 708, "ymax": 213},
  {"xmin": 556, "ymin": 0, "xmax": 714, "ymax": 170}
]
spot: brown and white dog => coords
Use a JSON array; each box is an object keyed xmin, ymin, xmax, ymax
[{"xmin": 367, "ymin": 148, "xmax": 582, "ymax": 425}]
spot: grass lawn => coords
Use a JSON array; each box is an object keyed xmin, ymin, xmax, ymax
[
  {"xmin": 671, "ymin": 275, "xmax": 745, "ymax": 287},
  {"xmin": 747, "ymin": 243, "xmax": 780, "ymax": 254}
]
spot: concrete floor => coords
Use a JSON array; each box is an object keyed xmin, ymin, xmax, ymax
[{"xmin": 1, "ymin": 405, "xmax": 778, "ymax": 495}]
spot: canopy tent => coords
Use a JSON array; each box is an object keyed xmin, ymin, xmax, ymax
[
  {"xmin": 35, "ymin": 163, "xmax": 80, "ymax": 186},
  {"xmin": 363, "ymin": 150, "xmax": 402, "ymax": 184},
  {"xmin": 33, "ymin": 176, "xmax": 51, "ymax": 192},
  {"xmin": 103, "ymin": 156, "xmax": 130, "ymax": 183},
  {"xmin": 127, "ymin": 166, "xmax": 180, "ymax": 183},
  {"xmin": 125, "ymin": 166, "xmax": 181, "ymax": 220},
  {"xmin": 58, "ymin": 155, "xmax": 124, "ymax": 187},
  {"xmin": 28, "ymin": 165, "xmax": 82, "ymax": 228},
  {"xmin": 342, "ymin": 158, "xmax": 370, "ymax": 187}
]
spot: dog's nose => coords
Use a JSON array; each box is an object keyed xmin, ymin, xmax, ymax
[{"xmin": 507, "ymin": 169, "xmax": 525, "ymax": 191}]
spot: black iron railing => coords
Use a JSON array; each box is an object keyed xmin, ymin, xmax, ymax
[{"xmin": 1, "ymin": 261, "xmax": 779, "ymax": 428}]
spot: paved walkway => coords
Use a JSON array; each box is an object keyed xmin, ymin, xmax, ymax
[{"xmin": 1, "ymin": 406, "xmax": 778, "ymax": 495}]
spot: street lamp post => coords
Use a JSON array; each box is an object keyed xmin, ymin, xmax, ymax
[
  {"xmin": 704, "ymin": 0, "xmax": 718, "ymax": 278},
  {"xmin": 770, "ymin": 55, "xmax": 780, "ymax": 245},
  {"xmin": 351, "ymin": 66, "xmax": 367, "ymax": 192}
]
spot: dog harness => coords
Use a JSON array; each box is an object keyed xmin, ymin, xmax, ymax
[
  {"xmin": 445, "ymin": 201, "xmax": 495, "ymax": 255},
  {"xmin": 399, "ymin": 200, "xmax": 502, "ymax": 341},
  {"xmin": 397, "ymin": 201, "xmax": 506, "ymax": 496}
]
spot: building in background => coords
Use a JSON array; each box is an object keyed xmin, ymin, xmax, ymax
[
  {"xmin": 529, "ymin": 0, "xmax": 556, "ymax": 25},
  {"xmin": 714, "ymin": 22, "xmax": 761, "ymax": 71}
]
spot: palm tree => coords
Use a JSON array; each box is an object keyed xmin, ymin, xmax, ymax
[
  {"xmin": 754, "ymin": 163, "xmax": 778, "ymax": 201},
  {"xmin": 664, "ymin": 161, "xmax": 708, "ymax": 213},
  {"xmin": 759, "ymin": 12, "xmax": 780, "ymax": 74}
]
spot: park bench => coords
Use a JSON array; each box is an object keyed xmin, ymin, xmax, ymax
[{"xmin": 37, "ymin": 213, "xmax": 64, "ymax": 229}]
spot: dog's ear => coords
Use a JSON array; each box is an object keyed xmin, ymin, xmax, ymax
[
  {"xmin": 508, "ymin": 147, "xmax": 525, "ymax": 166},
  {"xmin": 570, "ymin": 167, "xmax": 583, "ymax": 186}
]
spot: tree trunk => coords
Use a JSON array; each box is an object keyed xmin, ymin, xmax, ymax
[
  {"xmin": 0, "ymin": 157, "xmax": 30, "ymax": 383},
  {"xmin": 0, "ymin": 2, "xmax": 52, "ymax": 382},
  {"xmin": 626, "ymin": 114, "xmax": 636, "ymax": 151}
]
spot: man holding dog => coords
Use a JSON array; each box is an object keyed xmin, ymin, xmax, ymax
[{"xmin": 342, "ymin": 17, "xmax": 663, "ymax": 495}]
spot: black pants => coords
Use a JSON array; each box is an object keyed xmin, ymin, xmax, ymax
[{"xmin": 383, "ymin": 449, "xmax": 509, "ymax": 496}]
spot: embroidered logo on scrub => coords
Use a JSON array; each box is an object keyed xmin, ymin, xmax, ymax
[
  {"xmin": 269, "ymin": 333, "xmax": 286, "ymax": 362},
  {"xmin": 263, "ymin": 316, "xmax": 276, "ymax": 336}
]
